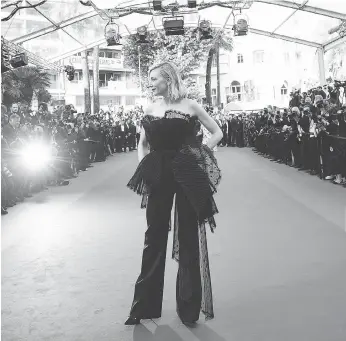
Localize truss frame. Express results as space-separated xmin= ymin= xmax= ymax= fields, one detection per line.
xmin=255 ymin=0 xmax=346 ymax=20
xmin=3 ymin=0 xmax=345 ymax=68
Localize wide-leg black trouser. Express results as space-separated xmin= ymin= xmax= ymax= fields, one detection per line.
xmin=128 ymin=175 xmax=202 ymax=322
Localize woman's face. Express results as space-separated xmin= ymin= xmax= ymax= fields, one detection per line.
xmin=149 ymin=68 xmax=168 ymax=97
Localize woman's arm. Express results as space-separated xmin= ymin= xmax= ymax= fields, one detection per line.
xmin=189 ymin=100 xmax=223 ymax=149
xmin=137 ymin=126 xmax=149 ymax=163
xmin=138 ymin=105 xmax=153 ymax=163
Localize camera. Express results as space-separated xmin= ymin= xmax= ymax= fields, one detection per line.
xmin=334 ymin=80 xmax=346 ymax=88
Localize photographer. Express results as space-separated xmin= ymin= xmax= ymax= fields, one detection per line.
xmin=339 ymin=108 xmax=346 ymax=137
xmin=321 ymin=110 xmax=341 ymax=182
xmin=307 ymin=113 xmax=320 ymax=175
xmin=315 ymin=86 xmax=327 ymax=100
xmin=332 ymin=81 xmax=346 ymax=106
xmin=298 ymin=106 xmax=311 ymax=171
xmin=289 ymin=89 xmax=302 ymax=108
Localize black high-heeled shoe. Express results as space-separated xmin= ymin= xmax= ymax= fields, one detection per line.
xmin=181 ymin=320 xmax=197 ymax=327
xmin=124 ymin=317 xmax=140 ymax=325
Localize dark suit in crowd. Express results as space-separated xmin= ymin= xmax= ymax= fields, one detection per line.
xmin=128 ymin=121 xmax=137 ymax=151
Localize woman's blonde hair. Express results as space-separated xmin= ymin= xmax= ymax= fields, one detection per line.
xmin=149 ymin=62 xmax=186 ymax=102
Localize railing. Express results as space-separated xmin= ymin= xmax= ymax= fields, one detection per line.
xmin=252 ymin=129 xmax=346 ymax=181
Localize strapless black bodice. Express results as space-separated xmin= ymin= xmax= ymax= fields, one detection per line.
xmin=127 ymin=109 xmax=221 ymax=228
xmin=142 ymin=110 xmax=198 ymax=151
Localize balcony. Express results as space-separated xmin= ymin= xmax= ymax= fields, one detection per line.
xmin=69 ymin=55 xmax=131 ymax=72
xmin=101 ymin=81 xmax=140 ymax=95
xmin=65 ymin=80 xmax=140 ymax=96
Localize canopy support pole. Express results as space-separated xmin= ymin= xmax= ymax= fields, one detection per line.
xmin=317 ymin=47 xmax=326 ymax=86
xmin=138 ymin=45 xmax=142 ymax=97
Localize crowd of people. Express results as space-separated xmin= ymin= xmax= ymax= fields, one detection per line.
xmin=208 ymin=85 xmax=346 ymax=187
xmin=2 ymin=84 xmax=345 ymax=215
xmin=1 ymin=102 xmax=143 ymax=215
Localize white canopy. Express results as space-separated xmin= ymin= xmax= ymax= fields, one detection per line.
xmin=1 ymin=0 xmax=345 ymax=64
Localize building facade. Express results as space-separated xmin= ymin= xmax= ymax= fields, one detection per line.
xmin=1 ymin=8 xmax=141 ymax=114
xmin=191 ymin=34 xmax=320 ymax=109
xmin=49 ymin=46 xmax=141 ymax=113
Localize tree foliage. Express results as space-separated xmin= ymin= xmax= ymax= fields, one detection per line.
xmin=327 ymin=45 xmax=346 ymax=81
xmin=122 ymin=28 xmax=233 ymax=99
xmin=1 ymin=66 xmax=51 ymax=106
xmin=36 ymin=88 xmax=52 ymax=103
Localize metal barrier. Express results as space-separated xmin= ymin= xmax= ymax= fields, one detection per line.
xmin=253 ymin=130 xmax=346 ymax=181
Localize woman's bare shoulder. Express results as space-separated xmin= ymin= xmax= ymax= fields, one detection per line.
xmin=184 ymin=98 xmax=203 ymax=117
xmin=145 ymin=100 xmax=163 ymax=115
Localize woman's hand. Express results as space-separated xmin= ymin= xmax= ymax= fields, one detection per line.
xmin=189 ymin=100 xmax=223 ymax=149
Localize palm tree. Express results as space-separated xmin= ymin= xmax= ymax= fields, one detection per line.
xmin=93 ymin=45 xmax=100 ymax=114
xmin=1 ymin=71 xmax=22 ymax=106
xmin=1 ymin=66 xmax=51 ymax=106
xmin=82 ymin=50 xmax=91 ymax=114
xmin=205 ymin=30 xmax=233 ymax=106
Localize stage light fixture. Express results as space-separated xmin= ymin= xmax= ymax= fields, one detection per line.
xmin=163 ymin=16 xmax=185 ymax=36
xmin=199 ymin=20 xmax=213 ymax=40
xmin=105 ymin=19 xmax=122 ymax=46
xmin=64 ymin=65 xmax=75 ymax=81
xmin=137 ymin=26 xmax=147 ymax=36
xmin=188 ymin=0 xmax=197 ymax=8
xmin=10 ymin=53 xmax=28 ymax=68
xmin=153 ymin=0 xmax=162 ymax=11
xmin=137 ymin=26 xmax=150 ymax=44
xmin=1 ymin=43 xmax=10 ymax=73
xmin=79 ymin=0 xmax=92 ymax=5
xmin=233 ymin=14 xmax=249 ymax=36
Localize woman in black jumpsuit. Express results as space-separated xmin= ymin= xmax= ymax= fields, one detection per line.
xmin=125 ymin=62 xmax=223 ymax=326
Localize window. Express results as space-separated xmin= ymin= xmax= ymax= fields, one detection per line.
xmin=125 ymin=72 xmax=132 ymax=81
xmin=99 ymin=72 xmax=107 ymax=87
xmin=225 ymin=87 xmax=231 ymax=103
xmin=112 ymin=72 xmax=122 ymax=81
xmin=253 ymin=50 xmax=264 ymax=64
xmin=231 ymin=81 xmax=243 ymax=101
xmin=76 ymin=96 xmax=84 ymax=106
xmin=71 ymin=71 xmax=83 ymax=83
xmin=126 ymin=96 xmax=136 ymax=106
xmin=237 ymin=54 xmax=244 ymax=63
xmin=100 ymin=50 xmax=122 ymax=59
xmin=100 ymin=96 xmax=121 ymax=106
xmin=281 ymin=85 xmax=288 ymax=95
xmin=50 ymin=74 xmax=59 ymax=88
xmin=114 ymin=96 xmax=121 ymax=105
xmin=212 ymin=57 xmax=217 ymax=68
xmin=99 ymin=72 xmax=123 ymax=87
xmin=281 ymin=81 xmax=288 ymax=95
xmin=231 ymin=81 xmax=241 ymax=94
xmin=112 ymin=51 xmax=121 ymax=59
xmin=212 ymin=88 xmax=217 ymax=106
